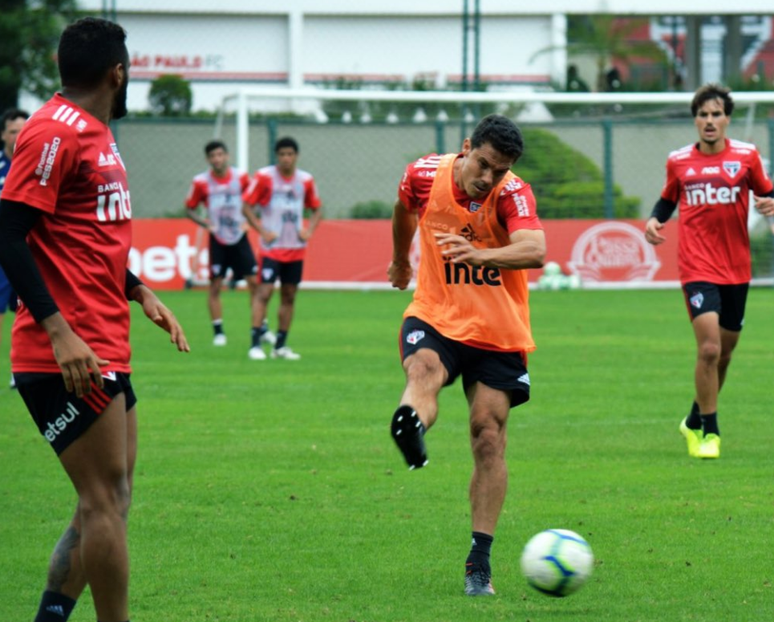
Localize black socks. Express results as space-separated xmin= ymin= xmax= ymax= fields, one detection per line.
xmin=686 ymin=401 xmax=702 ymax=430
xmin=466 ymin=531 xmax=494 ymax=567
xmin=34 ymin=591 xmax=76 ymax=622
xmin=701 ymin=412 xmax=720 ymax=436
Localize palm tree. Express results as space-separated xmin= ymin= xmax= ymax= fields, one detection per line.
xmin=533 ymin=15 xmax=668 ymax=92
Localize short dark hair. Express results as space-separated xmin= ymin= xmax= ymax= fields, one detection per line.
xmin=470 ymin=114 xmax=524 ymax=162
xmin=691 ymin=83 xmax=734 ymax=117
xmin=275 ymin=137 xmax=299 ymax=153
xmin=2 ymin=108 xmax=29 ymax=130
xmin=205 ymin=140 xmax=228 ymax=155
xmin=58 ymin=17 xmax=128 ymax=89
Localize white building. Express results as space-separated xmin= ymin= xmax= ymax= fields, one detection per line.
xmin=39 ymin=1 xmax=774 ymax=113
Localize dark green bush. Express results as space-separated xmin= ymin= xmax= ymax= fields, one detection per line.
xmin=518 ymin=128 xmax=640 ymax=218
xmin=350 ymin=200 xmax=394 ymax=219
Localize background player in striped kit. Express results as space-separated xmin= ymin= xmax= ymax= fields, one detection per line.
xmin=645 ymin=83 xmax=774 ymax=459
xmin=185 ymin=140 xmax=272 ymax=359
xmin=242 ymin=137 xmax=323 ymax=360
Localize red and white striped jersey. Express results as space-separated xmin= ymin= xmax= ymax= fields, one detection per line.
xmin=185 ymin=167 xmax=250 ymax=245
xmin=243 ymin=165 xmax=321 ymax=262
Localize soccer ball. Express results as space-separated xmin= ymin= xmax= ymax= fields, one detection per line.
xmin=520 ymin=529 xmax=594 ymax=597
xmin=543 ymin=261 xmax=562 ymax=277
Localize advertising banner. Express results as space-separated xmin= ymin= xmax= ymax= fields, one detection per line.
xmin=130 ymin=219 xmax=680 ymax=290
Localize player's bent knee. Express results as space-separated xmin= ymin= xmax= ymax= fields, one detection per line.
xmin=404 ymin=354 xmax=444 ymax=384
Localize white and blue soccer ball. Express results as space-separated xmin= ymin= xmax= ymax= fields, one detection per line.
xmin=520 ymin=529 xmax=594 ymax=597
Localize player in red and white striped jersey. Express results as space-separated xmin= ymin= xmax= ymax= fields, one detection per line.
xmin=242 ymin=137 xmax=323 ymax=360
xmin=645 ymin=84 xmax=774 ymax=459
xmin=185 ymin=140 xmax=268 ymax=359
xmin=0 ymin=18 xmax=189 ymax=622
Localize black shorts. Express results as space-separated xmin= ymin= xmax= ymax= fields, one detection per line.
xmin=400 ymin=317 xmax=531 ymax=408
xmin=15 ymin=372 xmax=137 ymax=456
xmin=259 ymin=257 xmax=303 ymax=286
xmin=682 ymin=281 xmax=749 ymax=332
xmin=210 ymin=234 xmax=258 ymax=281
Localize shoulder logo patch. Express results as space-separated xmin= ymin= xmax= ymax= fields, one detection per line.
xmin=406 ymin=330 xmax=425 ymax=345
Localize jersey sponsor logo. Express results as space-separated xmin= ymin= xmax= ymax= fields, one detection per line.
xmin=35 ymin=136 xmax=61 ymax=186
xmin=52 ymin=104 xmax=81 ymax=127
xmin=501 ymin=179 xmax=523 ymax=194
xmin=406 ymin=329 xmax=425 ymax=345
xmin=44 ymin=402 xmax=81 ymax=443
xmin=684 ymin=182 xmax=741 ymax=206
xmin=568 ymin=221 xmax=661 ymax=282
xmin=517 ymin=372 xmax=531 ymax=386
xmin=513 ymin=194 xmax=530 ymax=217
xmin=690 ymin=292 xmax=704 ymax=309
xmin=417 ymin=169 xmax=437 ymax=178
xmin=723 ymin=161 xmax=741 ymax=178
xmin=685 ymin=168 xmax=696 ymax=177
xmin=701 ymin=166 xmax=720 ymax=175
xmin=443 ymin=258 xmax=502 ymax=286
xmin=110 ymin=143 xmax=126 ymax=170
xmin=96 ymin=181 xmax=132 ymax=222
xmin=460 ymin=224 xmax=481 ymax=242
xmin=98 ymin=152 xmax=117 ymax=167
xmin=414 ymin=156 xmax=441 ymax=169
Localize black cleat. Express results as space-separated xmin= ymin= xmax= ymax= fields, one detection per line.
xmin=390 ymin=406 xmax=428 ymax=469
xmin=465 ymin=562 xmax=495 ymax=596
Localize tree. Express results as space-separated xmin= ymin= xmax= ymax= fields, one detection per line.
xmin=0 ymin=0 xmax=78 ymax=111
xmin=532 ymin=16 xmax=667 ymax=92
xmin=148 ymin=74 xmax=193 ymax=116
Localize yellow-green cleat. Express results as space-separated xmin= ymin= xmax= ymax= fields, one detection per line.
xmin=697 ymin=433 xmax=721 ymax=459
xmin=679 ymin=418 xmax=703 ymax=458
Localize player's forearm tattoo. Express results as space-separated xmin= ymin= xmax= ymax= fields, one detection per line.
xmin=47 ymin=525 xmax=80 ymax=591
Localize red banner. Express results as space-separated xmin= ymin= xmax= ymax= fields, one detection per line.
xmin=129 ymin=219 xmax=680 ymax=289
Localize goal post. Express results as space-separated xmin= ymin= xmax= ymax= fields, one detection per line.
xmin=216 ymin=87 xmax=774 ymax=173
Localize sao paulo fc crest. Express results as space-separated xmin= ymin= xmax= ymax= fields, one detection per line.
xmin=723 ymin=161 xmax=741 ymax=178
xmin=690 ymin=292 xmax=704 ymax=309
xmin=406 ymin=330 xmax=425 ymax=345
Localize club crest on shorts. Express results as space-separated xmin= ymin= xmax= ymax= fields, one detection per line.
xmin=406 ymin=330 xmax=425 ymax=345
xmin=690 ymin=292 xmax=704 ymax=309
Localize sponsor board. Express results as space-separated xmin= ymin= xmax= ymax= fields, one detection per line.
xmin=129 ymin=219 xmax=679 ymax=289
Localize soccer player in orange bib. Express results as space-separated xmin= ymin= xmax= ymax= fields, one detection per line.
xmin=0 ymin=18 xmax=189 ymax=622
xmin=388 ymin=114 xmax=546 ymax=596
xmin=645 ymin=83 xmax=774 ymax=460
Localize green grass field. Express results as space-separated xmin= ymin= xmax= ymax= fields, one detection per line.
xmin=2 ymin=288 xmax=774 ymax=622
